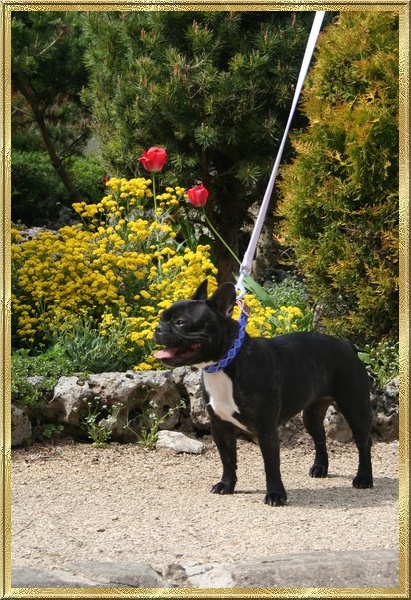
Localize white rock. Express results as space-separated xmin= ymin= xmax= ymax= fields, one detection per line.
xmin=156 ymin=430 xmax=204 ymax=454
xmin=172 ymin=367 xmax=209 ymax=431
xmin=48 ymin=376 xmax=91 ymax=426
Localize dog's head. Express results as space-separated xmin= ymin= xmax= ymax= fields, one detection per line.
xmin=153 ymin=280 xmax=238 ymax=367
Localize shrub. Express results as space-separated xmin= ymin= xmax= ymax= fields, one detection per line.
xmin=358 ymin=339 xmax=399 ymax=387
xmin=11 ymin=150 xmax=68 ymax=225
xmin=45 ymin=312 xmax=144 ymax=374
xmin=276 ymin=13 xmax=399 ymax=345
xmin=265 ymin=276 xmax=309 ymax=308
xmin=66 ymin=153 xmax=107 ymax=203
xmin=12 ymin=150 xmax=107 ymax=226
xmin=11 ymin=345 xmax=73 ymax=438
xmin=11 ymin=345 xmax=72 ymax=409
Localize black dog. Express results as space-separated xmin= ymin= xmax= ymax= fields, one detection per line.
xmin=154 ymin=280 xmax=373 ymax=506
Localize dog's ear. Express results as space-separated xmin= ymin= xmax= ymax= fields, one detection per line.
xmin=208 ymin=283 xmax=237 ymax=317
xmin=192 ymin=279 xmax=208 ymax=301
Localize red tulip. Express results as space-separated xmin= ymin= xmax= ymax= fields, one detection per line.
xmin=138 ymin=146 xmax=167 ymax=173
xmin=187 ymin=184 xmax=209 ymax=207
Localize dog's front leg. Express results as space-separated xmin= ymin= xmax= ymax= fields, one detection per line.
xmin=209 ymin=417 xmax=237 ymax=495
xmin=258 ymin=428 xmax=287 ymax=506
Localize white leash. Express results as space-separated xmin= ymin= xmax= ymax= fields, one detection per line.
xmin=236 ymin=11 xmax=326 ymax=298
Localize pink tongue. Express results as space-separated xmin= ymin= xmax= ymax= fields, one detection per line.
xmin=154 ymin=347 xmax=178 ymax=359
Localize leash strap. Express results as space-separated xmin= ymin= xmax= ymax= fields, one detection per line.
xmin=204 ymin=12 xmax=325 ymax=373
xmin=236 ymin=11 xmax=325 ymax=296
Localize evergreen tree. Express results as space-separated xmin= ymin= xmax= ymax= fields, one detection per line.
xmin=12 ymin=11 xmax=89 ymax=205
xmin=276 ymin=12 xmax=399 ymax=344
xmin=82 ymin=11 xmax=317 ymax=281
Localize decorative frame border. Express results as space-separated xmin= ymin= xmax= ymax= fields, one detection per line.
xmin=1 ymin=1 xmax=409 ymax=598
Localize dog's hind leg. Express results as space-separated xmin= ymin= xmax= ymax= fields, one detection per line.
xmin=336 ymin=401 xmax=373 ymax=489
xmin=303 ymin=398 xmax=332 ymax=478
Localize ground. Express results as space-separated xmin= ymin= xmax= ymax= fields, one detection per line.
xmin=12 ymin=434 xmax=399 ymax=577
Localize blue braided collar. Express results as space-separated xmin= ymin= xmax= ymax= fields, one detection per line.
xmin=203 ymin=308 xmax=249 ymax=374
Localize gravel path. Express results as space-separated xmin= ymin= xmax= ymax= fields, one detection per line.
xmin=12 ymin=435 xmax=399 ymax=575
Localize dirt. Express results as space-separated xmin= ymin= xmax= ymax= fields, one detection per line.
xmin=11 ymin=434 xmax=399 ymax=575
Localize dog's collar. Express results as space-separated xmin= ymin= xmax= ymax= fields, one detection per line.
xmin=203 ymin=301 xmax=250 ymax=374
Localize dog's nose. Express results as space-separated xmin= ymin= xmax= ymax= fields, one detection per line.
xmin=154 ymin=323 xmax=163 ymax=341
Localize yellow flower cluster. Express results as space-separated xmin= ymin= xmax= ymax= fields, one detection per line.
xmin=11 ymin=177 xmax=218 ymax=368
xmin=72 ymin=178 xmax=186 ymax=226
xmin=232 ymin=299 xmax=304 ymax=338
xmin=12 ymin=176 xmax=307 ymax=370
xmin=270 ymin=305 xmax=305 ymax=335
xmin=233 ymin=295 xmax=276 ymax=338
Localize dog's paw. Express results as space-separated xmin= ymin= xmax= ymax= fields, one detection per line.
xmin=309 ymin=464 xmax=328 ymax=478
xmin=352 ymin=474 xmax=373 ymax=489
xmin=211 ymin=481 xmax=235 ymax=495
xmin=264 ymin=492 xmax=287 ymax=506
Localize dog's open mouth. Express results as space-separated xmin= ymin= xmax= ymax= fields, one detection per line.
xmin=154 ymin=343 xmax=201 ymax=363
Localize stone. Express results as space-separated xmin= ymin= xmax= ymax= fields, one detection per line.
xmin=278 ymin=415 xmax=305 ymax=444
xmin=48 ymin=376 xmax=93 ymax=426
xmin=48 ymin=371 xmax=183 ymax=442
xmin=183 ymin=549 xmax=398 ymax=588
xmin=12 ymin=549 xmax=399 ymax=590
xmin=178 ymin=562 xmax=230 ymax=587
xmin=172 ymin=367 xmax=209 ymax=431
xmin=324 ymin=405 xmax=353 ymax=443
xmin=372 ymin=412 xmax=399 ymax=442
xmin=370 ymin=376 xmax=399 ymax=441
xmin=11 ymin=405 xmax=32 ymax=447
xmin=45 ymin=367 xmax=399 ymax=444
xmin=12 ymin=567 xmax=89 ymax=588
xmin=17 ymin=227 xmax=57 ymax=243
xmin=26 ymin=375 xmax=45 ymax=387
xmin=156 ymin=430 xmax=204 ymax=454
xmin=12 ymin=563 xmax=171 ymax=588
xmin=65 ymin=562 xmax=170 ymax=588
xmin=384 ymin=377 xmax=399 ymax=401
xmin=316 ymin=375 xmax=399 ymax=443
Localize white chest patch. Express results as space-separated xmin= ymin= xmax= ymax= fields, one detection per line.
xmin=203 ymin=371 xmax=250 ymax=433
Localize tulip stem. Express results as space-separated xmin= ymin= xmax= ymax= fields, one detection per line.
xmin=152 ymin=175 xmax=158 ymax=220
xmin=202 ymin=208 xmax=241 ymax=265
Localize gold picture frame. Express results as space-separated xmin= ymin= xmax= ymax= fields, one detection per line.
xmin=1 ymin=2 xmax=409 ymax=598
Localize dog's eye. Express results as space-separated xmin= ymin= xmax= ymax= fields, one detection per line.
xmin=174 ymin=318 xmax=186 ymax=327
